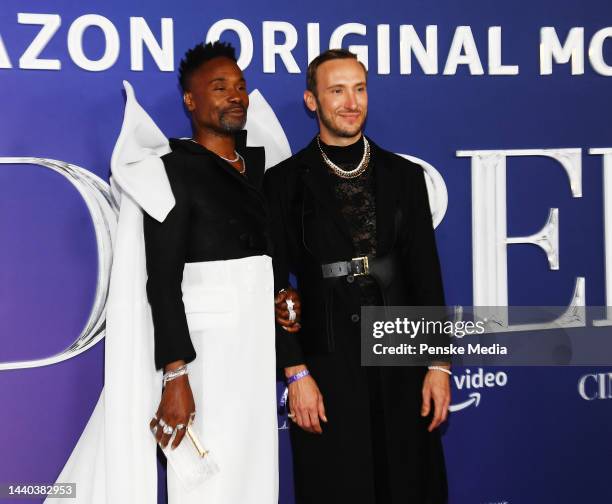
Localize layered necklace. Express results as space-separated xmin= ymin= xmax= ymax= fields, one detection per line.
xmin=317 ymin=135 xmax=371 ymax=179
xmin=189 ymin=138 xmax=246 ymax=174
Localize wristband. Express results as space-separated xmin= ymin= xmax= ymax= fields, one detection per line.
xmin=428 ymin=365 xmax=452 ymax=376
xmin=286 ymin=369 xmax=310 ymax=384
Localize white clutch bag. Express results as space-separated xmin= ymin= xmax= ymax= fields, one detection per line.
xmin=159 ymin=425 xmax=220 ymax=492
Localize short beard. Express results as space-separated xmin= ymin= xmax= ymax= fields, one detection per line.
xmin=315 ymin=97 xmax=364 ymax=138
xmin=219 ymin=108 xmax=247 ymax=133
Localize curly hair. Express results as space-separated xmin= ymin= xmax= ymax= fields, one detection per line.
xmin=178 ymin=41 xmax=237 ymax=91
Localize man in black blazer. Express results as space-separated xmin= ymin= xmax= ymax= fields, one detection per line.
xmin=265 ymin=49 xmax=450 ymax=503
xmin=144 ymin=41 xmax=298 ymax=489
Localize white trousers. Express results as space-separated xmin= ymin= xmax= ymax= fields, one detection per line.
xmin=168 ymin=255 xmax=279 ymax=504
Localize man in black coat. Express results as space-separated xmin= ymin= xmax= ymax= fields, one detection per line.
xmin=265 ymin=49 xmax=450 ymax=503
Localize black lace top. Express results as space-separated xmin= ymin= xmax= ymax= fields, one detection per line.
xmin=320 ymin=136 xmax=382 ymax=305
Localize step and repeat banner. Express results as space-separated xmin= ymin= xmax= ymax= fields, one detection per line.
xmin=1 ymin=1 xmax=611 ymax=502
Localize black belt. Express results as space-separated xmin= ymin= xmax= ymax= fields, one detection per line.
xmin=321 ymin=251 xmax=406 ymax=307
xmin=321 ymin=256 xmax=370 ymax=278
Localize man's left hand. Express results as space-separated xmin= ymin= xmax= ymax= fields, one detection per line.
xmin=421 ymin=368 xmax=451 ymax=432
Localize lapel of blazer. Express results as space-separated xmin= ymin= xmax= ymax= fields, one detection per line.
xmin=172 ymin=135 xmax=267 ymax=213
xmin=237 ymin=144 xmax=269 ymax=221
xmin=369 ymin=138 xmax=400 ymax=255
xmin=237 ymin=146 xmax=265 ymax=192
xmin=296 ymin=137 xmax=354 ymax=246
xmin=235 ymin=127 xmax=266 ymax=213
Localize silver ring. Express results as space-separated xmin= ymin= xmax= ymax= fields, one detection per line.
xmin=176 ymin=423 xmax=186 ymax=431
xmin=158 ymin=418 xmax=167 ymax=427
xmin=151 ymin=425 xmax=158 ymax=434
xmin=162 ymin=424 xmax=174 ymax=435
xmin=286 ymin=298 xmax=296 ymax=322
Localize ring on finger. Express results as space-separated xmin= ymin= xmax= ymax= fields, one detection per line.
xmin=286 ymin=299 xmax=296 ymax=322
xmin=162 ymin=424 xmax=174 ymax=435
xmin=158 ymin=418 xmax=167 ymax=428
xmin=176 ymin=423 xmax=186 ymax=431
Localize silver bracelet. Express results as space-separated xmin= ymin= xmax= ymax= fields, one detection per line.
xmin=163 ymin=364 xmax=189 ymax=386
xmin=428 ymin=365 xmax=452 ymax=375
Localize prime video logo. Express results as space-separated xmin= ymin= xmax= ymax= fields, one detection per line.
xmin=450 ymin=368 xmax=508 ymax=413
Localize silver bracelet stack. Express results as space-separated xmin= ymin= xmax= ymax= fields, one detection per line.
xmin=163 ymin=364 xmax=189 ymax=387
xmin=428 ymin=365 xmax=452 ymax=375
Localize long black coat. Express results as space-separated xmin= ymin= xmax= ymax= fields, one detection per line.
xmin=264 ymin=137 xmax=448 ymax=504
xmin=264 ymin=136 xmax=446 ymax=367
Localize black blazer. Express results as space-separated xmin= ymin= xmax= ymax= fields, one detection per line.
xmin=144 ymin=133 xmax=269 ymax=370
xmin=264 ymin=136 xmax=445 ymax=368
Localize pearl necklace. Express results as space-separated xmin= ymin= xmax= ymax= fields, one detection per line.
xmin=317 ymin=136 xmax=371 ymax=179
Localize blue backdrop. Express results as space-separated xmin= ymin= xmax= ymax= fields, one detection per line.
xmin=1 ymin=1 xmax=611 ymax=503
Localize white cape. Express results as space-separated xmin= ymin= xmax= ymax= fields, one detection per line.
xmin=46 ymin=81 xmax=173 ymax=503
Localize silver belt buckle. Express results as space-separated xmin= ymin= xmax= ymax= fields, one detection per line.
xmin=351 ymin=256 xmax=369 ymax=276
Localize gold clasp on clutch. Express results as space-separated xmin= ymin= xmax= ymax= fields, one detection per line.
xmin=186 ymin=425 xmax=208 ymax=458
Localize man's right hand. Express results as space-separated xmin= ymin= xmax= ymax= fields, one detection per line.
xmin=285 ymin=365 xmax=327 ymax=434
xmin=149 ymin=361 xmax=196 ymax=449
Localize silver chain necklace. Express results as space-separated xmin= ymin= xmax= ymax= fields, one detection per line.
xmin=189 ymin=138 xmax=246 ymax=174
xmin=233 ymin=153 xmax=246 ymax=174
xmin=217 ymin=150 xmax=241 ymax=163
xmin=317 ymin=136 xmax=370 ymax=179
